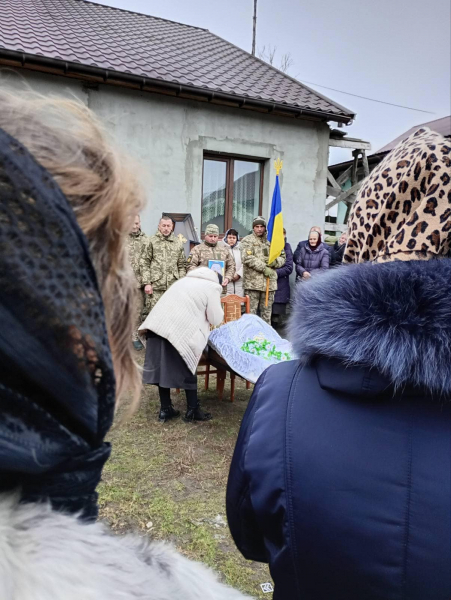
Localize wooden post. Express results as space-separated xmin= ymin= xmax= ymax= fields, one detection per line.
xmin=351 ymin=149 xmax=360 ymax=186
xmin=344 ymin=201 xmax=353 ymax=225
xmin=362 ymin=150 xmax=370 ymax=178
xmin=265 ymin=277 xmax=270 ymax=307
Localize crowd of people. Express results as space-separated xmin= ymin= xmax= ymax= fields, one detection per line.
xmin=129 ymin=214 xmax=348 ymax=343
xmin=130 ymin=215 xmax=348 ymax=422
xmin=1 ymin=86 xmax=450 ymax=600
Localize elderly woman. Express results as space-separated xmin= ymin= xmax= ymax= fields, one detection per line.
xmin=0 ymin=88 xmax=247 ymax=600
xmin=140 ymin=267 xmax=223 ymax=422
xmin=294 ymin=229 xmax=330 ymax=280
xmin=330 ymin=231 xmax=348 ymax=266
xmin=227 ymin=128 xmax=451 ymax=600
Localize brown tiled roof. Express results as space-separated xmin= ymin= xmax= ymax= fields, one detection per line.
xmin=376 ymin=116 xmax=451 ymax=153
xmin=0 ymin=0 xmax=354 ymax=122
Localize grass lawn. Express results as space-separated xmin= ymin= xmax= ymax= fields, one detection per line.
xmin=98 ymin=353 xmax=272 ymax=599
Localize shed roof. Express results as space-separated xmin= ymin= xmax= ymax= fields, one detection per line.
xmin=0 ymin=0 xmax=355 ymax=123
xmin=376 ymin=115 xmax=451 ymax=153
xmin=329 ymin=115 xmax=451 ymax=173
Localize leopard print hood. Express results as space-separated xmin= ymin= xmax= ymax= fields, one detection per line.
xmin=344 ymin=127 xmax=451 ymax=263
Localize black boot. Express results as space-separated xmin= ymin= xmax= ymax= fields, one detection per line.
xmin=184 ymin=389 xmax=212 ymax=422
xmin=158 ymin=405 xmax=180 ymax=423
xmin=158 ymin=386 xmax=180 ymax=423
xmin=183 ymin=404 xmax=212 ymax=422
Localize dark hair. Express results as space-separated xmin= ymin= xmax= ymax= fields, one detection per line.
xmin=227 ymin=229 xmax=239 ymax=237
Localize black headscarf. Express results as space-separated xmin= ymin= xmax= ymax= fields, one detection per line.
xmin=0 ymin=127 xmax=115 ymax=521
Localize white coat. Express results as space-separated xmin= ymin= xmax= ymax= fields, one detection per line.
xmin=139 ymin=267 xmax=223 ymax=373
xmin=0 ymin=494 xmax=250 ymax=600
xmin=225 ymin=243 xmax=244 ymax=297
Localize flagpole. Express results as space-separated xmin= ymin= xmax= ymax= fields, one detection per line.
xmin=265 ymin=158 xmax=283 ymax=307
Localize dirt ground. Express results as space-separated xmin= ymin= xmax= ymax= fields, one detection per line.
xmin=98 ymin=352 xmax=272 ymax=599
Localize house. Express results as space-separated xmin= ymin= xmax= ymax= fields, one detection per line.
xmin=326 ymin=116 xmax=451 ymax=231
xmin=0 ymin=0 xmax=355 ymax=245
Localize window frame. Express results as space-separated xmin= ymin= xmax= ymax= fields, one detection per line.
xmin=202 ymin=152 xmax=265 ymax=235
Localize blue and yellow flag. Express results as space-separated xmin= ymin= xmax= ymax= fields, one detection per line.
xmin=267 ymin=159 xmax=284 ymax=264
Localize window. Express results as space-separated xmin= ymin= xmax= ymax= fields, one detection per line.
xmin=202 ymin=154 xmax=264 ymax=238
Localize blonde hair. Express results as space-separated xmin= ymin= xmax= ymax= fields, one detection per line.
xmin=0 ymin=88 xmax=143 ymax=406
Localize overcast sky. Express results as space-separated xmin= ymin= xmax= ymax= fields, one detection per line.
xmin=96 ymin=0 xmax=450 ymax=164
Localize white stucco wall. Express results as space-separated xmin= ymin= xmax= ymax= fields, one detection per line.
xmin=3 ymin=70 xmax=330 ymax=246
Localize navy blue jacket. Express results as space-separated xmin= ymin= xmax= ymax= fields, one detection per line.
xmin=227 ymin=259 xmax=451 ymax=600
xmin=293 ymin=240 xmax=331 ymax=263
xmin=274 ymin=241 xmax=293 ymax=305
xmin=294 ymin=243 xmax=330 ymax=278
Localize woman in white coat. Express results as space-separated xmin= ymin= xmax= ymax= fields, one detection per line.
xmin=224 ymin=229 xmax=243 ymax=297
xmin=139 ymin=267 xmax=223 ymax=422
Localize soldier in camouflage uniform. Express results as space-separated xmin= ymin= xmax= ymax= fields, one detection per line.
xmin=241 ymin=216 xmax=286 ymax=324
xmin=140 ymin=216 xmax=186 ymax=312
xmin=128 ymin=215 xmax=149 ymax=350
xmin=187 ymin=223 xmax=235 ymax=291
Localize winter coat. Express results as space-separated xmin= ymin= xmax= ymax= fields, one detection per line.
xmin=330 ymin=240 xmax=346 ymax=267
xmin=294 ymin=243 xmax=329 ymax=278
xmin=227 ymin=259 xmax=451 ymax=600
xmin=274 ymin=241 xmax=293 ymax=304
xmin=139 ymin=268 xmax=223 ymax=373
xmin=139 ymin=231 xmax=186 ymax=291
xmin=226 ymin=244 xmax=244 ymax=296
xmin=127 ymin=230 xmax=148 ymax=288
xmin=293 ymin=240 xmax=331 ymax=264
xmin=224 ymin=230 xmax=244 ymax=296
xmin=241 ymin=232 xmax=286 ymax=292
xmin=0 ymin=494 xmax=250 ymax=600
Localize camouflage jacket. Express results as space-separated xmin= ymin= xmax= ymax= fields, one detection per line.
xmin=140 ymin=231 xmax=186 ymax=291
xmin=128 ymin=230 xmax=148 ymax=288
xmin=186 ymin=242 xmax=235 ymax=281
xmin=241 ymin=232 xmax=286 ymax=292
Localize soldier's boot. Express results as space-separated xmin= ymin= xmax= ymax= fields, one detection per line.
xmin=183 ymin=389 xmax=212 ymax=422
xmin=157 ymin=386 xmax=180 ymax=423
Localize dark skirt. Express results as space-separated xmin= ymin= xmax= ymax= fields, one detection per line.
xmin=143 ymin=331 xmax=197 ymax=390
xmin=272 ymin=302 xmax=287 ymax=316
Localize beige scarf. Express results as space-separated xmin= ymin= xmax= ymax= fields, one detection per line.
xmin=343 ymin=128 xmax=451 ymax=264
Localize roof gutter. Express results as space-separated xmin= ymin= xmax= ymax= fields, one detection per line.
xmin=0 ymin=49 xmax=354 ymax=125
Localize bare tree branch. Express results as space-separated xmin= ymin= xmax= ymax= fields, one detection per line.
xmin=279 ymin=53 xmax=294 ymax=74
xmin=257 ymin=45 xmax=293 ymax=73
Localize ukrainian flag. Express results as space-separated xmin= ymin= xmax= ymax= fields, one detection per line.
xmin=267 ymin=165 xmax=284 ymax=264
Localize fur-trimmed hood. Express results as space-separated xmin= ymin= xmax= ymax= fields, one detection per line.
xmin=289 ymin=259 xmax=451 ymax=395
xmin=0 ymin=494 xmax=250 ymax=600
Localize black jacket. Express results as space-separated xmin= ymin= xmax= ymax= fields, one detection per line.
xmin=330 ymin=240 xmax=346 ymax=266
xmin=274 ymin=241 xmax=293 ymax=304
xmin=227 ymin=259 xmax=451 ymax=600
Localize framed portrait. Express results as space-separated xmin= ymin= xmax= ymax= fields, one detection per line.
xmin=208 ymin=259 xmax=225 ymax=285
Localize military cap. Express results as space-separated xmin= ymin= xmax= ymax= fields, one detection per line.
xmin=205 ymin=223 xmax=220 ymax=235
xmin=253 ymin=216 xmax=266 ymax=228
